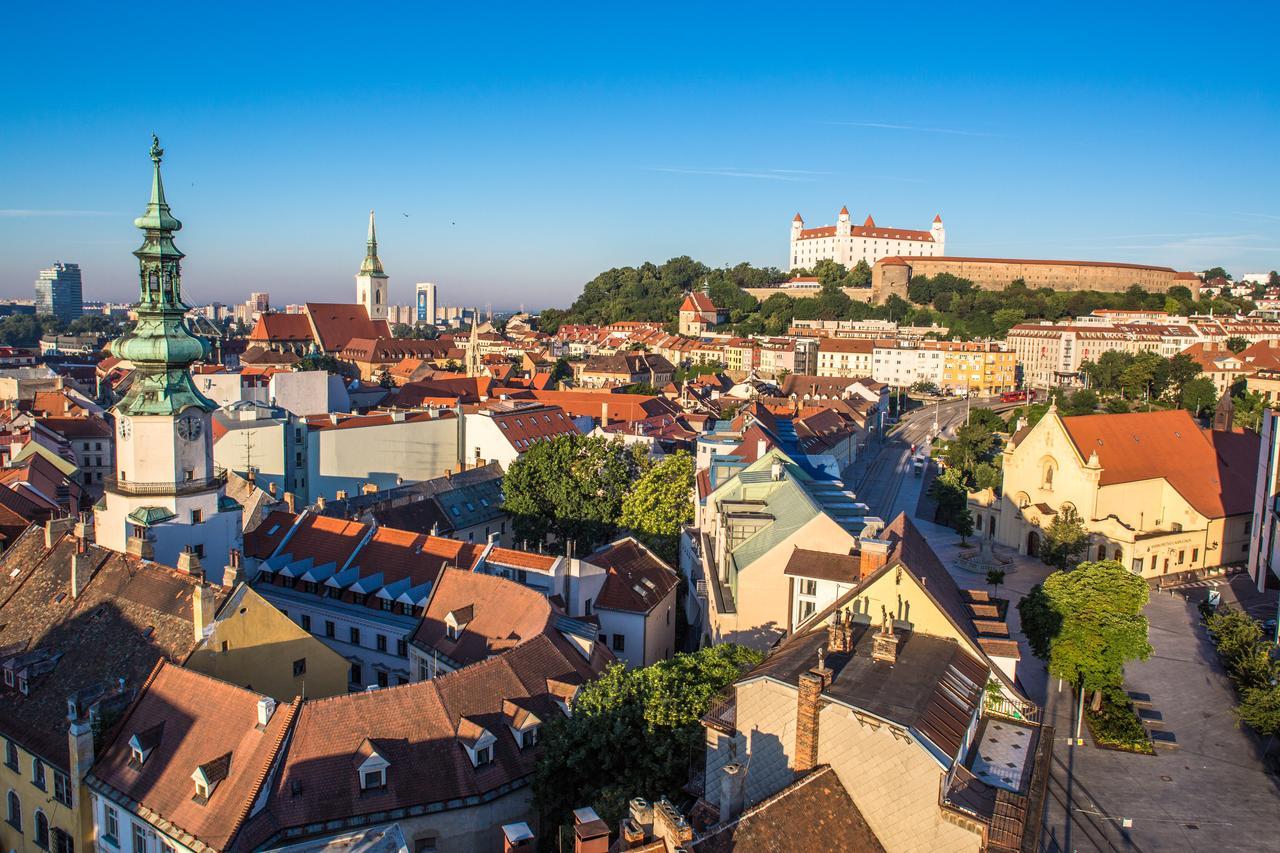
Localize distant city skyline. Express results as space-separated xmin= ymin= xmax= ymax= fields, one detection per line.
xmin=2 ymin=4 xmax=1277 ymax=310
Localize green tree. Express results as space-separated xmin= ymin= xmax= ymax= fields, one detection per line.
xmin=1060 ymin=388 xmax=1098 ymax=416
xmin=848 ymin=258 xmax=872 ymax=287
xmin=533 ymin=645 xmax=762 ymax=840
xmin=1201 ymin=266 xmax=1232 ymax=282
xmin=294 ymin=353 xmax=347 ymax=375
xmin=1166 ymin=352 xmax=1202 ymax=399
xmin=67 ymin=314 xmax=118 ymax=335
xmin=377 ymin=370 xmax=396 ymax=389
xmin=618 ymin=452 xmax=694 ymax=564
xmin=0 ymin=314 xmax=44 ymax=348
xmin=1181 ymin=376 xmax=1217 ymax=415
xmin=930 ymin=467 xmax=971 ymax=531
xmin=1225 ymin=335 xmax=1249 ymax=354
xmin=502 ymin=434 xmax=650 ymax=553
xmin=1040 ymin=504 xmax=1089 ymax=571
xmin=939 ymin=422 xmax=997 ymax=481
xmin=1237 ymin=685 xmax=1280 ymax=736
xmin=1040 ymin=561 xmax=1153 ymax=709
xmin=986 ymin=568 xmax=1006 ymax=599
xmin=1017 ymin=584 xmax=1061 ymax=660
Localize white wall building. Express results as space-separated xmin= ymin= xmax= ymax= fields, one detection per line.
xmin=790 ymin=207 xmax=945 ymax=271
xmin=416 ymin=281 xmax=437 ymax=324
xmin=871 ymin=341 xmax=945 ymax=388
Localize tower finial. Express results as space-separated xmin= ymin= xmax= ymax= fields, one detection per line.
xmin=150 ymin=134 xmax=164 ymax=164
xmin=359 ymin=210 xmax=384 ymax=276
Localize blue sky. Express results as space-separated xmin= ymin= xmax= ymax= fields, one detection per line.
xmin=1 ymin=2 xmax=1277 ymax=310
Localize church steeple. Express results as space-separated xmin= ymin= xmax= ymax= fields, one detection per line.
xmin=355 ymin=209 xmax=389 ymax=321
xmin=359 ymin=209 xmax=385 ymax=276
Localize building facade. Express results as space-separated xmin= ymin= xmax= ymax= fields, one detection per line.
xmin=790 ymin=208 xmax=944 ymax=271
xmin=816 ymin=338 xmax=874 ymax=378
xmin=34 ymin=263 xmax=84 ymax=324
xmin=416 ymin=281 xmax=437 ymax=324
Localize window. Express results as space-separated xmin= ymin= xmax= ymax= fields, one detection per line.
xmin=292 ymin=658 xmax=306 ymax=677
xmin=446 ymin=623 xmax=459 ymax=641
xmin=350 ymin=627 xmax=361 ymax=645
xmin=381 ymin=598 xmax=394 ymax=611
xmin=612 ymin=634 xmax=625 ymax=652
xmin=132 ymin=823 xmax=147 ymax=853
xmin=1131 ymin=557 xmax=1144 ymax=575
xmin=190 ymin=509 xmax=202 ymax=524
xmin=4 ymin=738 xmax=17 ymax=770
xmin=54 ymin=827 xmax=75 ymax=853
xmin=301 ymin=614 xmax=311 ymax=632
xmin=520 ymin=726 xmax=539 ymax=748
xmin=1178 ymin=550 xmax=1186 ymax=565
xmin=361 ymin=769 xmax=385 ymax=790
xmin=798 ymin=600 xmax=816 ymax=621
xmin=351 ymin=664 xmax=363 ymax=685
xmin=474 ymin=745 xmax=492 ymax=765
xmin=799 ymin=579 xmax=817 ymax=596
xmin=325 ymin=620 xmax=335 ymax=638
xmin=32 ymin=757 xmax=46 ymax=790
xmin=396 ymin=639 xmax=408 ymax=658
xmin=376 ymin=634 xmax=387 ymax=653
xmin=584 ymin=598 xmax=592 ymax=617
xmin=1192 ymin=547 xmax=1199 ymax=563
xmin=53 ymin=772 xmax=71 ymax=807
xmin=6 ymin=790 xmax=20 ymax=830
xmin=377 ymin=671 xmax=389 ymax=688
xmin=34 ymin=811 xmax=49 ymax=849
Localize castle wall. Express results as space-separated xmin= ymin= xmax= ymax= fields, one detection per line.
xmin=871 ymin=257 xmax=1199 ymax=303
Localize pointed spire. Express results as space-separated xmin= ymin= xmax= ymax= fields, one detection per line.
xmin=359 ymin=209 xmax=385 ymax=276
xmin=839 ymin=205 xmax=849 ymax=216
xmin=933 ymin=214 xmax=943 ymax=224
xmin=134 ymin=134 xmax=182 ymax=234
xmin=863 ymin=215 xmax=876 ymax=227
xmin=793 ymin=212 xmax=803 ymax=223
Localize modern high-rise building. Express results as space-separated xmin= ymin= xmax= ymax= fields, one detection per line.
xmin=355 ymin=210 xmax=389 ymax=322
xmin=416 ymin=281 xmax=437 ymax=324
xmin=34 ymin=261 xmax=84 ymax=323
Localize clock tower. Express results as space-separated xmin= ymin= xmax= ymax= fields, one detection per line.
xmin=94 ymin=136 xmax=243 ymax=581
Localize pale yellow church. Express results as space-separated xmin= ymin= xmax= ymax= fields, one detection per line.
xmin=971 ymin=406 xmax=1258 ymax=579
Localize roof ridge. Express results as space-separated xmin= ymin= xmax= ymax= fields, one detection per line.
xmin=228 ymin=695 xmax=302 ymax=845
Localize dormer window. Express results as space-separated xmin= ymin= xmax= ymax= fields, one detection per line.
xmin=361 ymin=768 xmax=386 ymax=790
xmin=519 ymin=726 xmax=539 ymax=748
xmin=474 ymin=744 xmax=492 ymax=765
xmin=191 ymin=752 xmax=231 ymax=804
xmin=356 ymin=739 xmax=389 ymax=791
xmin=446 ymin=624 xmax=459 ymax=641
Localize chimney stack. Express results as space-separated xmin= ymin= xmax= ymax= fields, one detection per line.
xmin=256 ymin=696 xmax=276 ymax=727
xmin=177 ymin=547 xmax=203 ymax=579
xmin=44 ymin=515 xmax=75 ymax=548
xmin=193 ymin=582 xmax=216 ymax=643
xmin=283 ymin=491 xmax=296 ymax=513
xmin=268 ymin=481 xmax=278 ymax=497
xmin=71 ymin=536 xmax=92 ymax=599
xmin=316 ymin=495 xmax=326 ymax=511
xmin=500 ymin=823 xmax=535 ymax=853
xmin=719 ymin=762 xmax=746 ymax=824
xmin=857 ymin=538 xmax=892 ymax=580
xmin=126 ymin=532 xmax=155 ymax=561
xmin=601 ymin=402 xmax=609 ymax=427
xmin=826 ymin=607 xmax=853 ymax=654
xmin=652 ymin=798 xmax=693 ymax=849
xmin=224 ymin=549 xmax=243 ymax=588
xmin=572 ymin=807 xmax=610 ymax=853
xmin=73 ymin=511 xmax=94 ymax=545
xmin=871 ymin=613 xmax=900 ymax=665
xmin=795 ymin=650 xmax=832 ymax=773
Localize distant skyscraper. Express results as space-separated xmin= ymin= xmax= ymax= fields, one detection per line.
xmin=355 ymin=210 xmax=389 ymax=321
xmin=248 ymin=291 xmax=270 ymax=313
xmin=34 ymin=262 xmax=84 ymax=323
xmin=416 ymin=282 xmax=437 ymax=324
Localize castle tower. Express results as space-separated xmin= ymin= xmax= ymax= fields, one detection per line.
xmin=931 ymin=214 xmax=946 ymax=255
xmin=356 ymin=210 xmax=389 ymax=321
xmin=95 ymin=136 xmax=242 ymax=580
xmin=836 ymin=205 xmax=852 ymax=237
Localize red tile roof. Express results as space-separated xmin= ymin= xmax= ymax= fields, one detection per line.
xmin=304 ymin=303 xmax=392 ymax=352
xmin=275 ymin=514 xmax=368 ymax=566
xmin=249 ymin=312 xmax=313 ymax=343
xmin=587 ymin=538 xmax=678 ymax=614
xmin=1058 ymin=410 xmax=1258 ymax=518
xmin=414 ymin=569 xmax=565 ymax=668
xmin=529 ymin=389 xmax=679 ymax=422
xmin=482 ymin=404 xmax=578 ymax=452
xmin=681 ymin=292 xmax=718 ymax=313
xmin=88 ymin=662 xmax=299 ymax=852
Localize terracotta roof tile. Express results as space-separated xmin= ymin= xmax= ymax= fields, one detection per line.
xmin=586 ymin=538 xmax=678 ymax=614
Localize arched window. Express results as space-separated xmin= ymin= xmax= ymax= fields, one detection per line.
xmin=6 ymin=790 xmax=20 ymax=831
xmin=34 ymin=810 xmax=49 ymax=849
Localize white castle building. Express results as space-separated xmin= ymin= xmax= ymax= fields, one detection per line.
xmin=789 ymin=206 xmax=946 ymax=271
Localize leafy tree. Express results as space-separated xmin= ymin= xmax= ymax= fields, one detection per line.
xmin=1201 ymin=266 xmax=1232 ymax=282
xmin=391 ymin=322 xmax=414 ymax=338
xmin=1233 ymin=390 xmax=1267 ymax=430
xmin=618 ymin=452 xmax=694 ymax=564
xmin=377 ymin=370 xmax=396 ymax=389
xmin=1040 ymin=505 xmax=1089 ymax=571
xmin=930 ymin=467 xmax=971 ymax=531
xmin=503 ymin=434 xmax=650 ymax=553
xmin=939 ymin=422 xmax=997 ymax=481
xmin=973 ymin=461 xmax=1002 ymax=491
xmin=1166 ymin=352 xmax=1202 ymax=399
xmin=955 ymin=504 xmax=974 ymax=546
xmin=1225 ymin=335 xmax=1249 ymax=354
xmin=1059 ymin=388 xmax=1098 ymax=416
xmin=911 ymin=380 xmax=941 ymax=396
xmin=67 ymin=314 xmax=118 ymax=335
xmin=1181 ymin=376 xmax=1217 ymax=416
xmin=294 ymin=353 xmax=347 ymax=375
xmin=1017 ymin=584 xmax=1061 ymax=660
xmin=533 ymin=645 xmax=762 ymax=839
xmin=848 ymin=258 xmax=872 ymax=287
xmin=1040 ymin=561 xmax=1153 ymax=709
xmin=1237 ymin=685 xmax=1280 ymax=736
xmin=986 ymin=568 xmax=1006 ymax=600
xmin=966 ymin=407 xmax=1007 ymax=434
xmin=1104 ymin=397 xmax=1130 ymax=414
xmin=0 ymin=314 xmax=45 ymax=348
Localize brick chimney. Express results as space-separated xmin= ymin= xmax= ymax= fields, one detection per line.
xmin=126 ymin=532 xmax=155 ymax=561
xmin=177 ymin=546 xmax=203 ymax=579
xmin=501 ymin=823 xmax=535 ymax=853
xmin=857 ymin=538 xmax=892 ymax=580
xmin=652 ymin=798 xmax=693 ymax=848
xmin=795 ymin=650 xmax=832 ymax=773
xmin=283 ymin=491 xmax=296 ymax=513
xmin=572 ymin=807 xmax=610 ymax=853
xmin=268 ymin=481 xmax=278 ymax=497
xmin=224 ymin=549 xmax=243 ymax=588
xmin=193 ymin=582 xmax=216 ymax=643
xmin=871 ymin=613 xmax=900 ymax=665
xmin=826 ymin=608 xmax=852 ymax=654
xmin=71 ymin=535 xmax=92 ymax=599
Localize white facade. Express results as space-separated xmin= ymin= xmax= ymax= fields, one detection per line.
xmin=416 ymin=282 xmax=437 ymax=325
xmin=815 ymin=341 xmax=873 ymax=377
xmin=595 ymin=584 xmax=677 ymax=668
xmin=871 ymin=342 xmax=945 ymax=388
xmin=307 ymin=412 xmax=461 ymax=503
xmin=789 ymin=208 xmax=945 ymax=271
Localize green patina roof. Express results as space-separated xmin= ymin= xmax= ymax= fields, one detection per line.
xmin=358 ymin=209 xmax=386 ymax=276
xmin=218 ymin=495 xmax=243 ymax=513
xmin=128 ymin=506 xmax=177 ymax=527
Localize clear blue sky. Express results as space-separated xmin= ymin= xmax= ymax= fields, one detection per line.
xmin=1 ymin=2 xmax=1276 ymax=310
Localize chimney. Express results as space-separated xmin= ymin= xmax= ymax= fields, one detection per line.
xmin=68 ymin=715 xmax=95 ymax=790
xmin=283 ymin=491 xmax=296 ymax=513
xmin=256 ymin=696 xmax=277 ymax=727
xmin=316 ymin=495 xmax=326 ymax=511
xmin=627 ymin=799 xmax=653 ymax=842
xmin=601 ymin=402 xmax=609 ymax=427
xmin=177 ymin=547 xmax=203 ymax=578
xmin=71 ymin=536 xmax=91 ymax=599
xmin=826 ymin=608 xmax=852 ymax=654
xmin=572 ymin=807 xmax=610 ymax=853
xmin=652 ymin=798 xmax=693 ymax=849
xmin=795 ymin=650 xmax=832 ymax=773
xmin=268 ymin=481 xmax=278 ymax=497
xmin=73 ymin=511 xmax=94 ymax=545
xmin=857 ymin=538 xmax=892 ymax=580
xmin=126 ymin=532 xmax=155 ymax=561
xmin=871 ymin=614 xmax=900 ymax=665
xmin=362 ymin=482 xmax=378 ymax=495
xmin=224 ymin=549 xmax=243 ymax=588
xmin=44 ymin=515 xmax=75 ymax=547
xmin=770 ymin=459 xmax=784 ymax=481
xmin=193 ymin=582 xmax=216 ymax=643
xmin=501 ymin=823 xmax=535 ymax=853
xmin=334 ymin=489 xmax=347 ymax=502
xmin=247 ymin=466 xmax=256 ymax=485
xmin=719 ymin=762 xmax=746 ymax=824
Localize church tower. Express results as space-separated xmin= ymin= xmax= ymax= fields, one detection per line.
xmin=95 ymin=136 xmax=242 ymax=581
xmin=355 ymin=210 xmax=389 ymax=321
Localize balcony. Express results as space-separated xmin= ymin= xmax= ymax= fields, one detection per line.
xmin=104 ymin=467 xmax=227 ymax=497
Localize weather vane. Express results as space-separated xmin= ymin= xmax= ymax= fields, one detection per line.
xmin=150 ymin=133 xmax=163 ymax=163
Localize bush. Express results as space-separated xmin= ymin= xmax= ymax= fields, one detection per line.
xmin=1086 ymin=686 xmax=1154 ymax=753
xmin=1205 ymin=606 xmax=1280 ymax=735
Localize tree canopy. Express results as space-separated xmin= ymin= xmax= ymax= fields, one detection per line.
xmin=533 ymin=644 xmax=762 ymax=841
xmin=618 ymin=452 xmax=694 ymax=564
xmin=1040 ymin=505 xmax=1090 ymax=571
xmin=502 ymin=434 xmax=651 ymax=553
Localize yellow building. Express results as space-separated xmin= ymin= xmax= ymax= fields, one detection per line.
xmin=186 ymin=583 xmax=352 ymax=700
xmin=978 ymin=407 xmax=1257 ymax=579
xmin=932 ymin=341 xmax=1016 ymax=395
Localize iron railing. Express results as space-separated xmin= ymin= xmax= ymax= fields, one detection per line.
xmin=104 ymin=467 xmax=226 ymax=497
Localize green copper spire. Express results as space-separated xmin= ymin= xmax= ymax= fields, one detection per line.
xmin=110 ymin=136 xmax=215 ymax=417
xmin=359 ymin=209 xmax=386 ymax=276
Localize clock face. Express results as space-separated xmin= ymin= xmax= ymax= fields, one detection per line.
xmin=177 ymin=414 xmax=204 ymax=441
xmin=119 ymin=417 xmax=131 ymax=440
